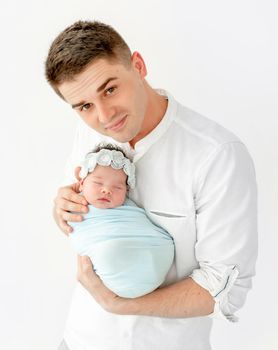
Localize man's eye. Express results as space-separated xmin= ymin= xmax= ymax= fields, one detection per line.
xmin=81 ymin=103 xmax=92 ymax=111
xmin=105 ymin=86 xmax=116 ymax=95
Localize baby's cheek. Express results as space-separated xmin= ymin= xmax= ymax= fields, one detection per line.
xmin=82 ymin=187 xmax=96 ymax=205
xmin=120 ymin=192 xmax=127 ymax=205
xmin=114 ymin=192 xmax=124 ymax=206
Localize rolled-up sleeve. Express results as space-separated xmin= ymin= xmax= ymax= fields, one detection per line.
xmin=190 ymin=142 xmax=258 ymax=322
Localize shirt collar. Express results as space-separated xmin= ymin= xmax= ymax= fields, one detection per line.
xmin=132 ymin=89 xmax=177 ymax=162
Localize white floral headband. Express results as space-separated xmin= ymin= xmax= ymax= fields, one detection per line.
xmin=79 ymin=149 xmax=136 ymax=189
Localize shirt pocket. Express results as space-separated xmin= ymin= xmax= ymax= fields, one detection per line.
xmin=147 ymin=210 xmax=188 ymax=239
xmin=146 ymin=210 xmax=198 ymax=280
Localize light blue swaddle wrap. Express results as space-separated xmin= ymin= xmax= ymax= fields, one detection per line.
xmin=69 ymin=198 xmax=174 ymax=298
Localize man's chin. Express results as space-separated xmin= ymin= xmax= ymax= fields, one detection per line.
xmin=95 ymin=126 xmax=136 ymax=144
xmin=106 ymin=132 xmax=133 ymax=144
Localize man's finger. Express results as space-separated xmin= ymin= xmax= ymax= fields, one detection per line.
xmin=59 ymin=220 xmax=73 ymax=235
xmin=68 ymin=192 xmax=88 ymax=206
xmin=80 ymin=255 xmax=93 ymax=271
xmin=60 ymin=186 xmax=88 ymax=205
xmin=77 ymin=255 xmax=93 ymax=283
xmin=77 ymin=255 xmax=82 ymax=271
xmin=58 ymin=198 xmax=88 ymax=214
xmin=62 ymin=211 xmax=83 ymax=223
xmin=77 ymin=255 xmax=97 ymax=280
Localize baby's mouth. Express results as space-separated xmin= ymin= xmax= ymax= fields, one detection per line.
xmin=98 ymin=197 xmax=111 ymax=202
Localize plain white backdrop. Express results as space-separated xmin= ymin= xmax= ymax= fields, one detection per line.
xmin=1 ymin=0 xmax=277 ymax=349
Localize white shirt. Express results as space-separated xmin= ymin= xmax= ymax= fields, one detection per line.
xmin=62 ymin=90 xmax=258 ymax=350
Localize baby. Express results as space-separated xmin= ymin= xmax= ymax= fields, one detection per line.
xmin=69 ymin=143 xmax=174 ymax=298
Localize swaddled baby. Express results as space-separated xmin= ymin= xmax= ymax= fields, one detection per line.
xmin=69 ymin=143 xmax=174 ymax=298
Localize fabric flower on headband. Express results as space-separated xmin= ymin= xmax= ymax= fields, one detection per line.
xmin=79 ymin=149 xmax=136 ymax=189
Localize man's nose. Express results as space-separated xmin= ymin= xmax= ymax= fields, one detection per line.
xmin=97 ymin=103 xmax=115 ymax=124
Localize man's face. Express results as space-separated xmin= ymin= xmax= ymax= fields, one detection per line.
xmin=80 ymin=165 xmax=127 ymax=208
xmin=59 ymin=54 xmax=148 ymax=144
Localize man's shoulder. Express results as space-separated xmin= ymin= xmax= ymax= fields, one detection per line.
xmin=172 ymin=101 xmax=241 ymax=148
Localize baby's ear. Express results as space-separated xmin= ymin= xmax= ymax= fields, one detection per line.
xmin=74 ymin=166 xmax=82 ymax=181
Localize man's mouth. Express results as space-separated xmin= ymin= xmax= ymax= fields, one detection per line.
xmin=105 ymin=115 xmax=127 ymax=132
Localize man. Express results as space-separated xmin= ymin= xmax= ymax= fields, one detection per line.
xmin=45 ymin=21 xmax=258 ymax=350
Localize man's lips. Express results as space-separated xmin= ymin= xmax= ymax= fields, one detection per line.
xmin=105 ymin=115 xmax=127 ymax=131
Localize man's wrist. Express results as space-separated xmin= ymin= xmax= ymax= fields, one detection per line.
xmin=117 ymin=297 xmax=141 ymax=315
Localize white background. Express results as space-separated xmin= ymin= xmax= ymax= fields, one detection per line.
xmin=0 ymin=0 xmax=277 ymax=349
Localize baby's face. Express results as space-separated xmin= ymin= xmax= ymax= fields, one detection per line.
xmin=81 ymin=165 xmax=128 ymax=208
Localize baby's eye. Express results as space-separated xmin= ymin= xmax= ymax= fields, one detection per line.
xmin=93 ymin=181 xmax=102 ymax=185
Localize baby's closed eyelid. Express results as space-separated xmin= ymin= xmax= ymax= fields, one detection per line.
xmin=114 ymin=184 xmax=125 ymax=188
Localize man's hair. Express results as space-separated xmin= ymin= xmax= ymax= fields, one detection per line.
xmin=45 ymin=20 xmax=132 ymax=96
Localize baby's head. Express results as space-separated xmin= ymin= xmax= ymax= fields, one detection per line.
xmin=75 ymin=144 xmax=135 ymax=209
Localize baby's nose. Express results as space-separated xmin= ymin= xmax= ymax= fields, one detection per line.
xmin=101 ymin=187 xmax=111 ymax=194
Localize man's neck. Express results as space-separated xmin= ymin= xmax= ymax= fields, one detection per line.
xmin=129 ymin=86 xmax=168 ymax=148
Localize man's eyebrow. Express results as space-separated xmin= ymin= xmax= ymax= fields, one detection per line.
xmin=96 ymin=77 xmax=117 ymax=93
xmin=72 ymin=101 xmax=85 ymax=109
xmin=71 ymin=77 xmax=118 ymax=109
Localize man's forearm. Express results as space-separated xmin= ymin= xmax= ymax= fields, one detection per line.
xmin=78 ymin=256 xmax=215 ymax=318
xmin=113 ymin=277 xmax=215 ymax=318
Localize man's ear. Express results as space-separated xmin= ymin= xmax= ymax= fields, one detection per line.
xmin=131 ymin=51 xmax=147 ymax=78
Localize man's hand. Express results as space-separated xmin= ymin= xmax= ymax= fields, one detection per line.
xmin=77 ymin=255 xmax=126 ymax=314
xmin=53 ymin=183 xmax=88 ymax=235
